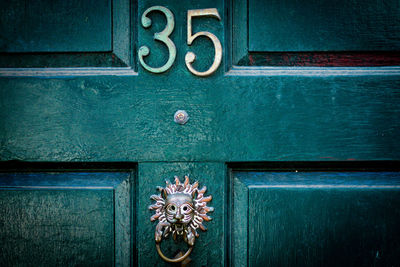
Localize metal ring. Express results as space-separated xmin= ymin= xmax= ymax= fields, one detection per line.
xmin=155 ymin=242 xmax=193 ymax=263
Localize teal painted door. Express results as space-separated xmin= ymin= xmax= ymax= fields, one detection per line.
xmin=1 ymin=0 xmax=400 ymax=266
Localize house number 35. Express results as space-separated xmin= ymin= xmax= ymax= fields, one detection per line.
xmin=138 ymin=6 xmax=222 ymax=77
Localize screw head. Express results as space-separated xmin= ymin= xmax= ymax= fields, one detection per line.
xmin=174 ymin=110 xmax=189 ymax=125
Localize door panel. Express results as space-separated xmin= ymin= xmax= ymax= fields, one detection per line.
xmin=233 ymin=0 xmax=400 ymax=66
xmin=232 ymin=171 xmax=400 ymax=266
xmin=137 ymin=162 xmax=226 ymax=266
xmin=0 ymin=0 xmax=132 ymax=70
xmin=1 ymin=190 xmax=114 ymax=266
xmin=248 ymin=0 xmax=400 ymax=52
xmin=0 ymin=0 xmax=112 ymax=53
xmin=1 ymin=75 xmax=399 ymax=162
xmin=0 ymin=172 xmax=133 ymax=266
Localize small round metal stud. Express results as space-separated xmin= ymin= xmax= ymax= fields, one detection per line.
xmin=174 ymin=110 xmax=189 ymax=125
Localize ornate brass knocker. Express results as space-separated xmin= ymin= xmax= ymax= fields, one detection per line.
xmin=149 ymin=176 xmax=214 ymax=263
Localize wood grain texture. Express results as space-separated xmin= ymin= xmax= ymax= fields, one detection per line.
xmin=231 ymin=0 xmax=400 ymax=67
xmin=230 ymin=0 xmax=248 ymax=66
xmin=0 ymin=0 xmax=112 ymax=52
xmin=115 ymin=176 xmax=133 ymax=267
xmin=249 ymin=0 xmax=400 ymax=52
xmin=227 ymin=66 xmax=400 ymax=76
xmin=239 ymin=52 xmax=400 ymax=67
xmin=1 ymin=0 xmax=399 ymax=266
xmin=0 ymin=67 xmax=137 ymax=77
xmin=0 ymin=54 xmax=128 ymax=68
xmin=0 ymin=0 xmax=132 ymax=69
xmin=1 ymin=74 xmax=399 ymax=162
xmin=137 ymin=162 xmax=226 ymax=266
xmin=0 ymin=172 xmax=133 ymax=266
xmin=232 ymin=172 xmax=400 ymax=266
xmin=0 ymin=172 xmax=130 ymax=187
xmin=0 ymin=190 xmax=114 ymax=266
xmin=113 ymin=0 xmax=133 ymax=67
xmin=1 ymin=0 xmax=398 ymax=162
xmin=231 ymin=174 xmax=248 ymax=267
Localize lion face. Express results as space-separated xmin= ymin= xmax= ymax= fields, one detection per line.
xmin=149 ymin=175 xmax=214 ymax=246
xmin=165 ymin=193 xmax=195 ymax=225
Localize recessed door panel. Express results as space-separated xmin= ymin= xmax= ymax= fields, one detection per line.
xmin=248 ymin=0 xmax=400 ymax=52
xmin=0 ymin=172 xmax=132 ymax=266
xmin=0 ymin=0 xmax=112 ymax=52
xmin=232 ymin=171 xmax=400 ymax=266
xmin=0 ymin=189 xmax=114 ymax=265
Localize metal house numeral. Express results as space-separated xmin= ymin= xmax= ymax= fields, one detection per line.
xmin=139 ymin=6 xmax=222 ymax=77
xmin=138 ymin=6 xmax=176 ymax=74
xmin=185 ymin=8 xmax=222 ymax=77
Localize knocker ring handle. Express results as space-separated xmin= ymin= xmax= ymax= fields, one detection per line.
xmin=155 ymin=242 xmax=193 ymax=263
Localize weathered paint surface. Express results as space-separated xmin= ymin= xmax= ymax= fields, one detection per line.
xmin=1 ymin=75 xmax=399 ymax=162
xmin=0 ymin=0 xmax=112 ymax=52
xmin=1 ymin=0 xmax=399 ymax=162
xmin=137 ymin=162 xmax=226 ymax=266
xmin=249 ymin=0 xmax=400 ymax=52
xmin=0 ymin=172 xmax=133 ymax=266
xmin=240 ymin=52 xmax=400 ymax=67
xmin=0 ymin=0 xmax=399 ymax=266
xmin=0 ymin=189 xmax=114 ymax=266
xmin=0 ymin=0 xmax=131 ymax=68
xmin=232 ymin=172 xmax=400 ymax=266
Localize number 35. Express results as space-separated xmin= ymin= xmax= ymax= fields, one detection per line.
xmin=138 ymin=7 xmax=222 ymax=77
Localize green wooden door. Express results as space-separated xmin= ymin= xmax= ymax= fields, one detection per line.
xmin=1 ymin=0 xmax=400 ymax=266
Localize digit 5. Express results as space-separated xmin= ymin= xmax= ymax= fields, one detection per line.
xmin=185 ymin=8 xmax=222 ymax=77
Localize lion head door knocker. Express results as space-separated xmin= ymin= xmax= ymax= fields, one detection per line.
xmin=149 ymin=175 xmax=214 ymax=263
